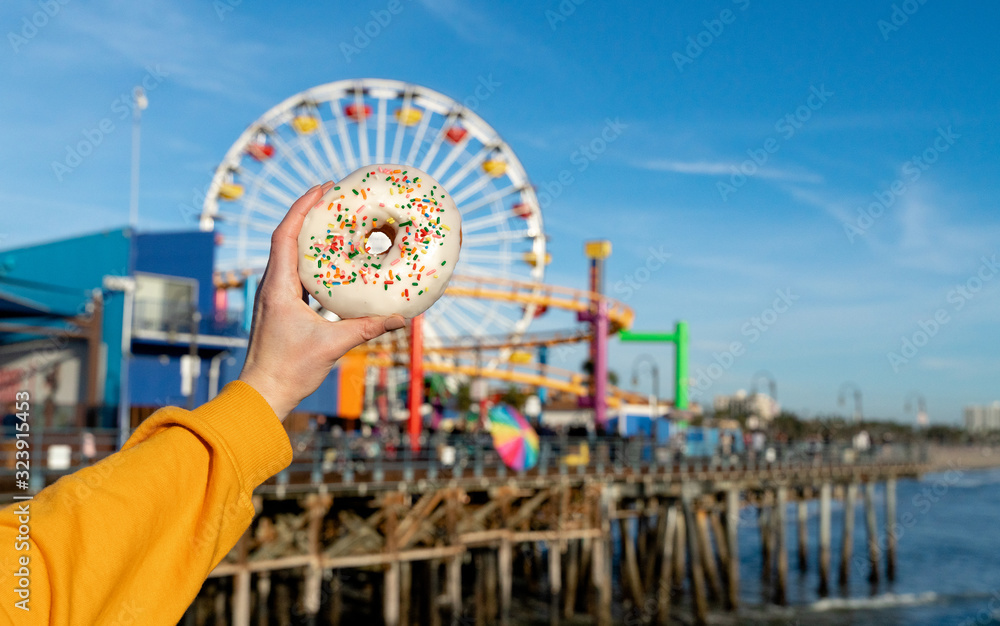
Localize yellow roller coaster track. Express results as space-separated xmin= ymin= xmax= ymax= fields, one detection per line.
xmin=356 ymin=275 xmax=645 ymax=408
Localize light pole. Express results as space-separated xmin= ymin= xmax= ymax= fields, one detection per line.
xmin=838 ymin=382 xmax=863 ymax=422
xmin=904 ymin=391 xmax=928 ymax=427
xmin=129 ymin=87 xmax=148 ymax=231
xmin=631 ymin=354 xmax=660 ymax=417
xmin=750 ymin=369 xmax=777 ymax=402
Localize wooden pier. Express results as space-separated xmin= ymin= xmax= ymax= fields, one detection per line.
xmin=184 ymin=437 xmax=927 ymax=625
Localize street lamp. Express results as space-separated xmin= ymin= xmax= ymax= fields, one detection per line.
xmin=129 ymin=87 xmax=148 ymax=231
xmin=631 ymin=354 xmax=660 ymax=417
xmin=750 ymin=369 xmax=777 ymax=402
xmin=838 ymin=381 xmax=863 ymax=422
xmin=904 ymin=391 xmax=928 ymax=427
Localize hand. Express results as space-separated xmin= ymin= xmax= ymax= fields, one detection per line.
xmin=239 ymin=182 xmax=406 ymax=420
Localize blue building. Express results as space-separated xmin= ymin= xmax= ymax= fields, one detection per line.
xmin=0 ymin=228 xmax=345 ymax=436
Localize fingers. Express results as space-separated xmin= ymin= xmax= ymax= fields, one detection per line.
xmin=269 ymin=181 xmax=335 ymax=277
xmin=324 ymin=315 xmax=406 ymax=358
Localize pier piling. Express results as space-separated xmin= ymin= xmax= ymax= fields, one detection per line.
xmin=819 ymin=482 xmax=831 ymax=596
xmin=886 ymin=477 xmax=897 ymax=582
xmin=864 ymin=481 xmax=879 ymax=585
xmin=839 ymin=482 xmax=858 ymax=588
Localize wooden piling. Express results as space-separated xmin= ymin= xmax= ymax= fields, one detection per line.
xmin=695 ymin=509 xmax=724 ymax=602
xmin=329 ymin=571 xmax=342 ymax=626
xmin=656 ymin=504 xmax=678 ymax=626
xmin=774 ymin=486 xmax=788 ymax=605
xmin=620 ymin=518 xmax=645 ymax=607
xmin=672 ymin=504 xmax=687 ymax=595
xmin=819 ymin=482 xmax=831 ymax=596
xmin=682 ymin=495 xmax=709 ymax=625
xmin=864 ymin=481 xmax=879 ymax=585
xmin=725 ymin=488 xmax=740 ymax=611
xmin=839 ymin=482 xmax=858 ymax=588
xmin=385 ymin=562 xmax=401 ymax=626
xmin=549 ymin=541 xmax=562 ymax=625
xmin=759 ymin=499 xmax=772 ymax=584
xmin=563 ymin=539 xmax=579 ymax=618
xmin=400 ymin=561 xmax=412 ymax=626
xmin=484 ymin=550 xmax=498 ymax=623
xmin=447 ymin=555 xmax=462 ymax=622
xmin=499 ymin=539 xmax=512 ymax=626
xmin=886 ymin=477 xmax=897 ymax=582
xmin=797 ymin=497 xmax=808 ymax=573
xmin=428 ymin=559 xmax=442 ymax=626
xmin=256 ymin=572 xmax=270 ymax=626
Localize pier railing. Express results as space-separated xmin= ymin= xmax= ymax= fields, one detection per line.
xmin=0 ymin=428 xmax=927 ymax=496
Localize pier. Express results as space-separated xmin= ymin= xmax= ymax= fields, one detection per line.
xmin=174 ymin=436 xmax=926 ymax=625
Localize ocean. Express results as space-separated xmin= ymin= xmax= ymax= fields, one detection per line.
xmin=510 ymin=467 xmax=1000 ymax=625
xmin=729 ymin=466 xmax=1000 ymax=625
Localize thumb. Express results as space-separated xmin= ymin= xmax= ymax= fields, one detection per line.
xmin=326 ymin=315 xmax=407 ymax=357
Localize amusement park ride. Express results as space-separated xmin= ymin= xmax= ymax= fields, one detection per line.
xmin=200 ymin=79 xmax=690 ymax=436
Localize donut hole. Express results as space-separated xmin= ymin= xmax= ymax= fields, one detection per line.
xmin=364 ymin=225 xmax=396 ymax=255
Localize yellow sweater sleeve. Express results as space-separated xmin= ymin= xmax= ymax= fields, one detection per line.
xmin=0 ymin=381 xmax=292 ymax=625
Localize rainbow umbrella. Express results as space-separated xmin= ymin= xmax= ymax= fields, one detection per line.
xmin=488 ymin=404 xmax=540 ymax=471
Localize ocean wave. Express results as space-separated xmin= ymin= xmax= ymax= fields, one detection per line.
xmin=809 ymin=591 xmax=939 ymax=612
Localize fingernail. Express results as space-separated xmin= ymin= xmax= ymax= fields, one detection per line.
xmin=384 ymin=316 xmax=405 ymax=331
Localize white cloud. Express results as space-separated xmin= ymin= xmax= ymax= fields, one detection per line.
xmin=638 ymin=159 xmax=823 ymax=183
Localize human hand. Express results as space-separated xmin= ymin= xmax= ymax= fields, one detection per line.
xmin=239 ymin=182 xmax=406 ymax=420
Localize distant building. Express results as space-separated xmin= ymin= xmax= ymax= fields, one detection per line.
xmin=714 ymin=389 xmax=779 ymax=424
xmin=964 ymin=402 xmax=1000 ymax=433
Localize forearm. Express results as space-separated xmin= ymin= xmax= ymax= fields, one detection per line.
xmin=0 ymin=381 xmax=291 ymax=625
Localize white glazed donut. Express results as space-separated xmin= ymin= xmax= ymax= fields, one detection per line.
xmin=297 ymin=164 xmax=462 ymax=319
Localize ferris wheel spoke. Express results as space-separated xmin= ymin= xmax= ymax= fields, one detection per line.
xmin=244 ymin=196 xmax=292 ymax=221
xmin=216 ymin=255 xmax=270 ymax=272
xmin=456 ymin=296 xmax=516 ymax=332
xmin=441 ymin=299 xmax=485 ymax=336
xmin=255 ymin=159 xmax=308 ymax=198
xmin=315 ymin=120 xmax=348 ymax=180
xmin=240 ymin=171 xmax=300 ymax=208
xmin=461 ymin=250 xmax=516 ymax=266
xmin=418 ymin=113 xmax=456 ymax=172
xmin=296 ymin=130 xmax=336 ymax=183
xmin=441 ymin=145 xmax=492 ymax=191
xmin=404 ymin=102 xmax=433 ymax=165
xmin=266 ymin=133 xmax=325 ymax=187
xmin=330 ymin=101 xmax=358 ymax=171
xmin=450 ymin=172 xmax=495 ymax=204
xmin=430 ymin=135 xmax=474 ymax=181
xmin=462 ymin=230 xmax=532 ymax=248
xmin=462 ymin=211 xmax=516 ymax=233
xmin=355 ymin=92 xmax=371 ymax=165
xmin=457 ymin=184 xmax=518 ymax=216
xmin=425 ymin=304 xmax=463 ymax=342
xmin=375 ymin=96 xmax=388 ymax=164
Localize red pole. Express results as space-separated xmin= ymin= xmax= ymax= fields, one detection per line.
xmin=408 ymin=314 xmax=424 ymax=451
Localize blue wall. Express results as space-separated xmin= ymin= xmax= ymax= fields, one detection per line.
xmin=134 ymin=231 xmax=216 ymax=321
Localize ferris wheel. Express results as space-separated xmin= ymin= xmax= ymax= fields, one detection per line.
xmin=201 ymin=78 xmax=548 ymax=347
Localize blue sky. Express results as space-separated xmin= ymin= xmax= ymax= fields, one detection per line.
xmin=1 ymin=0 xmax=998 ymax=423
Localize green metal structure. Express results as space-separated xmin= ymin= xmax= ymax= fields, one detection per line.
xmin=619 ymin=320 xmax=689 ymax=410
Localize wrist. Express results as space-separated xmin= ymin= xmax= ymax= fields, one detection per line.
xmin=238 ymin=368 xmax=293 ymax=421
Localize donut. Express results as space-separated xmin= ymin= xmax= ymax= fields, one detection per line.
xmin=297 ymin=164 xmax=462 ymax=319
